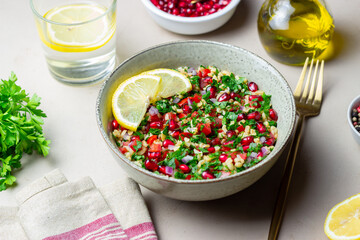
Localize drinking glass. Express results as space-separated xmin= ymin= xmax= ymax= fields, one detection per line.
xmin=30 ymin=0 xmax=117 ymax=85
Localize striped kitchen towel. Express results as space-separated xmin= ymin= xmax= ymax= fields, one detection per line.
xmin=0 ymin=169 xmax=157 ymax=240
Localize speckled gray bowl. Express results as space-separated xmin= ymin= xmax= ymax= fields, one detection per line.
xmin=96 ymin=40 xmax=296 ymax=201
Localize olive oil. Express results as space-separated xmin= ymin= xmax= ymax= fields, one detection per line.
xmin=258 ymin=0 xmax=334 ymax=65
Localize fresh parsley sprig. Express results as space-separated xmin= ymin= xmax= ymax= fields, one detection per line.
xmin=0 ymin=72 xmax=50 ymax=191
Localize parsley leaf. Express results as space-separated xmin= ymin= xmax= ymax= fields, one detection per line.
xmin=0 ymin=72 xmax=50 ymax=191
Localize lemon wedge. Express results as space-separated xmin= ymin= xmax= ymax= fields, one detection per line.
xmin=144 ymin=68 xmax=192 ymax=99
xmin=43 ymin=4 xmax=115 ymax=52
xmin=324 ymin=193 xmax=360 ymax=240
xmin=112 ymin=74 xmax=161 ymax=131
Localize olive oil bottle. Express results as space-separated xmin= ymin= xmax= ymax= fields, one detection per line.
xmin=258 ymin=0 xmax=334 ymax=65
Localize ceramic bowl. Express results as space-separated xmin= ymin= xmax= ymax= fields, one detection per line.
xmin=347 ymin=95 xmax=360 ymax=144
xmin=96 ymin=40 xmax=296 ymax=201
xmin=139 ymin=0 xmax=241 ymax=35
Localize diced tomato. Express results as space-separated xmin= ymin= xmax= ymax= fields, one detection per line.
xmin=221 ymin=146 xmax=231 ymax=151
xmin=147 ymin=135 xmax=158 ymax=145
xmin=197 ymin=123 xmax=212 ymax=136
xmin=236 ymin=125 xmax=245 ymax=132
xmin=150 ymin=114 xmax=161 ymax=122
xmin=123 ymin=141 xmax=136 ymax=152
xmin=203 ymin=68 xmax=211 ymax=77
xmin=179 ymin=113 xmax=188 ymax=119
xmin=119 ymin=147 xmax=128 ymax=154
xmin=164 ymin=112 xmax=176 ymax=120
xmin=239 ymin=153 xmax=247 ymax=160
xmin=149 ymin=143 xmax=162 ymax=152
xmin=193 ymin=94 xmax=202 ymax=103
xmin=180 ymin=132 xmax=193 ymax=140
xmin=191 ymin=111 xmax=198 ymax=118
xmin=230 ymin=152 xmax=239 ymax=160
xmin=178 ymin=97 xmax=191 ymax=107
xmin=185 ymin=175 xmax=192 ymax=180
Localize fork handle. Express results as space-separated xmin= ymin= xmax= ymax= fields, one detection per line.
xmin=268 ymin=115 xmax=305 ymax=240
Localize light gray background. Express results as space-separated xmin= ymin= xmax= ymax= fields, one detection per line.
xmin=0 ymin=0 xmax=359 ymax=239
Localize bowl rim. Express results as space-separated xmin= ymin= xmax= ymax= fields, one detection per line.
xmin=96 ymin=40 xmax=296 ymax=184
xmin=140 ymin=0 xmax=241 ymax=23
xmin=347 ymin=95 xmax=360 ymax=138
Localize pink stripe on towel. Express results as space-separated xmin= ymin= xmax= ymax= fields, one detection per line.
xmin=43 ymin=214 xmax=127 ymax=240
xmin=124 ymin=222 xmax=157 ymax=240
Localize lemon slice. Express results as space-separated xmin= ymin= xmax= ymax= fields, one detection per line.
xmin=43 ymin=4 xmax=114 ymax=52
xmin=112 ymin=74 xmax=161 ymax=131
xmin=324 ymin=193 xmax=360 ymax=240
xmin=144 ymin=69 xmax=192 ymax=99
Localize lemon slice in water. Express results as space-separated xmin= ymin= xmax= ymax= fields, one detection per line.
xmin=43 ymin=4 xmax=114 ymax=52
xmin=112 ymin=74 xmax=161 ymax=131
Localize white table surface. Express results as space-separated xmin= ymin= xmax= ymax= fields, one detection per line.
xmin=1 ymin=0 xmax=360 ymax=239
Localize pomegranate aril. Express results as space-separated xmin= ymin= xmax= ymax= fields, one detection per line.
xmin=219 ymin=154 xmax=228 ymax=162
xmin=178 ymin=2 xmax=186 ymax=7
xmin=230 ymin=92 xmax=240 ymax=99
xmin=131 ymin=136 xmax=141 ymax=142
xmin=209 ymin=86 xmax=217 ymax=98
xmin=211 ymin=137 xmax=221 ymax=146
xmin=243 ymin=145 xmax=249 ymax=152
xmin=269 ymin=109 xmax=278 ymax=121
xmin=148 ymin=152 xmax=161 ymax=160
xmin=237 ymin=113 xmax=247 ymax=121
xmin=169 ymin=119 xmax=178 ymax=130
xmin=207 ymin=147 xmax=215 ymax=153
xmin=218 ymin=93 xmax=230 ymax=102
xmin=241 ymin=136 xmax=254 ymax=146
xmin=183 ymin=104 xmax=191 ymax=114
xmin=150 ymin=121 xmax=162 ymax=129
xmin=247 ymin=111 xmax=261 ymax=121
xmin=171 ymin=130 xmax=181 ymax=139
xmin=265 ymin=138 xmax=275 ymax=146
xmin=249 ymin=95 xmax=263 ymax=101
xmin=163 ymin=139 xmax=175 ymax=148
xmin=248 ymin=82 xmax=258 ymax=92
xmin=202 ymin=171 xmax=215 ymax=179
xmin=145 ymin=159 xmax=158 ymax=171
xmin=226 ymin=130 xmax=236 ymax=138
xmin=256 ymin=122 xmax=266 ymax=133
xmin=179 ymin=164 xmax=190 ymax=173
xmin=111 ymin=119 xmax=119 ymax=130
xmin=159 ymin=166 xmax=167 ymax=175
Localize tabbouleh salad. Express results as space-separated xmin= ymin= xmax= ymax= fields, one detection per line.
xmin=111 ymin=66 xmax=279 ymax=180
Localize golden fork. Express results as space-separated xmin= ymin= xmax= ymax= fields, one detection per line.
xmin=268 ymin=58 xmax=324 ymax=240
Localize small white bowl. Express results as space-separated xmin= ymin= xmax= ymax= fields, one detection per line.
xmin=140 ymin=0 xmax=241 ymax=35
xmin=348 ymin=95 xmax=360 ymax=144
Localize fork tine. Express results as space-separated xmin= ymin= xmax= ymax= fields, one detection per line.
xmin=307 ymin=60 xmax=319 ymax=103
xmin=314 ymin=60 xmax=324 ymax=104
xmin=300 ymin=58 xmax=314 ymax=102
xmin=294 ymin=57 xmax=309 ymax=100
